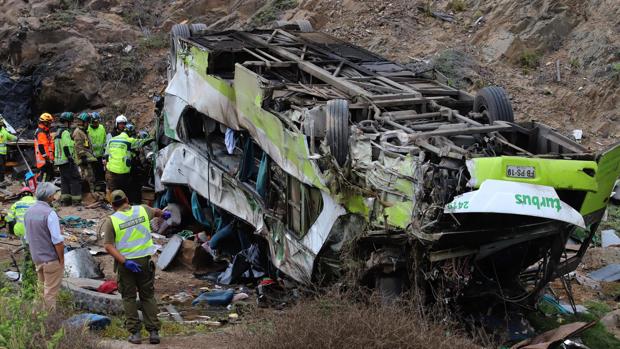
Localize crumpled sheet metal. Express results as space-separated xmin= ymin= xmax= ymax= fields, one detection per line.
xmin=158 ymin=143 xmax=265 ymax=231
xmin=268 ymin=191 xmax=346 ymax=283
xmin=156 ymin=235 xmax=183 ymax=271
xmin=165 ymin=50 xmax=240 ymax=130
xmin=64 ymin=248 xmax=104 ymax=279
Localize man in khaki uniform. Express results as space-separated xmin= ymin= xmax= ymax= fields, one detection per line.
xmin=73 ymin=113 xmax=97 ymax=194
xmin=102 ymin=190 xmax=168 ymax=344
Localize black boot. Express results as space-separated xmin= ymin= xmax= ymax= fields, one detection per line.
xmin=149 ymin=330 xmax=160 ymax=344
xmin=128 ymin=332 xmax=142 ymax=344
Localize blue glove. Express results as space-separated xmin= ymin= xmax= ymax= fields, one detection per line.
xmin=124 ymin=260 xmax=142 ymax=273
xmin=162 ymin=211 xmax=172 ymax=220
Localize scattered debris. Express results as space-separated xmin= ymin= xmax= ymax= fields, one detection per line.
xmin=588 ymin=264 xmax=620 ymax=282
xmin=66 ymin=313 xmax=112 ymax=330
xmin=96 ymin=280 xmax=118 ymax=294
xmin=572 ymin=129 xmax=583 ymax=141
xmin=511 ymin=322 xmax=594 ymax=349
xmin=156 ymin=234 xmax=183 ymax=270
xmin=601 ymin=229 xmax=620 ymax=248
xmin=64 ymin=248 xmax=104 ymax=279
xmin=164 ymin=304 xmax=184 ymax=323
xmin=60 ymin=216 xmax=96 ymax=228
xmin=192 ymin=289 xmax=234 ymax=307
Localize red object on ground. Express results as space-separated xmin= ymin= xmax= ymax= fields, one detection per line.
xmin=97 ymin=280 xmax=118 ymax=294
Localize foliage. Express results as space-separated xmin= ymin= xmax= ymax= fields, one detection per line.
xmin=528 ymin=298 xmax=620 ymax=349
xmin=447 ymin=0 xmax=467 ymax=12
xmin=232 ymin=291 xmax=489 ymax=348
xmin=518 ymin=50 xmax=541 ymax=70
xmin=251 ymin=0 xmax=299 ymax=27
xmin=600 ymin=205 xmax=620 ymax=233
xmin=39 ymin=10 xmax=81 ymax=31
xmin=139 ymin=32 xmax=168 ymax=51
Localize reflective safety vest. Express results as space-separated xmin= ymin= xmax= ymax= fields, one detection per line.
xmin=110 ymin=205 xmax=155 ymax=259
xmin=87 ymin=124 xmax=106 ymax=157
xmin=6 ymin=196 xmax=36 ymax=237
xmin=54 ymin=129 xmax=75 ymax=165
xmin=0 ymin=127 xmax=16 ymax=155
xmin=106 ymin=132 xmax=135 ymax=174
xmin=34 ymin=126 xmax=54 ymax=168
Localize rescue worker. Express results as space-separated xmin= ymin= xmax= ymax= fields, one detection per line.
xmin=102 ymin=190 xmax=168 ymax=344
xmin=73 ymin=112 xmax=97 ymax=194
xmin=111 ymin=115 xmax=128 ymax=137
xmin=129 ymin=129 xmax=154 ymax=205
xmin=87 ymin=112 xmax=107 ymax=191
xmin=6 ymin=187 xmax=36 ymax=241
xmin=54 ymin=112 xmax=81 ymax=206
xmin=34 ymin=113 xmax=55 ymax=182
xmin=104 ymin=122 xmax=151 ymax=200
xmin=126 ymin=124 xmax=144 ymax=204
xmin=0 ymin=114 xmax=17 ymax=184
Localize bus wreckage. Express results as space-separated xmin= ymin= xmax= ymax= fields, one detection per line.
xmin=155 ymin=23 xmax=620 ymax=307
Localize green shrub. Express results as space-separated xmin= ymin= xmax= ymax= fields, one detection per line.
xmin=251 ymin=0 xmax=299 ymax=26
xmin=447 ymin=0 xmax=467 ymax=12
xmin=518 ymin=50 xmax=541 ymax=70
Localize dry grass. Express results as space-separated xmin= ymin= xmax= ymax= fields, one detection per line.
xmin=233 ymin=290 xmax=487 ymax=349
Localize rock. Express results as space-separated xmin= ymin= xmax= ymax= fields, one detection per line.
xmin=600 ymin=309 xmax=620 ymax=340
xmin=30 ymin=0 xmax=61 ymax=17
xmin=87 ymin=0 xmax=118 ymax=11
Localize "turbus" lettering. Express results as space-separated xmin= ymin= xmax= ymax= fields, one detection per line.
xmin=515 ymin=194 xmax=561 ymax=212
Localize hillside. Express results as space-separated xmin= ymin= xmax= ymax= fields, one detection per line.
xmin=0 ymin=0 xmax=618 ymax=146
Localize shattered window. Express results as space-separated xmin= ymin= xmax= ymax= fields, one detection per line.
xmin=286 ymin=176 xmax=323 ymax=237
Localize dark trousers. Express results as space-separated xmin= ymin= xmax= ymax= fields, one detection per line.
xmin=106 ymin=171 xmax=131 ymax=194
xmin=0 ymin=154 xmax=5 ymax=182
xmin=58 ymin=162 xmax=81 ymax=201
xmin=128 ymin=166 xmax=144 ymax=204
xmin=116 ymin=256 xmax=160 ymax=333
xmin=92 ymin=157 xmax=106 ymax=191
xmin=38 ymin=162 xmax=55 ymax=182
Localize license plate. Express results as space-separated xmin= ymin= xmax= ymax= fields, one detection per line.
xmin=506 ymin=165 xmax=535 ymax=178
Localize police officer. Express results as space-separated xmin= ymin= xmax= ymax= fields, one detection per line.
xmin=6 ymin=187 xmax=36 ymax=241
xmin=87 ymin=112 xmax=107 ymax=191
xmin=73 ymin=113 xmax=97 ymax=194
xmin=54 ymin=112 xmax=81 ymax=206
xmin=0 ymin=114 xmax=17 ymax=185
xmin=102 ymin=190 xmax=168 ymax=344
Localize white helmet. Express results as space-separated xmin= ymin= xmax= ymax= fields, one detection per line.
xmin=115 ymin=115 xmax=128 ymax=126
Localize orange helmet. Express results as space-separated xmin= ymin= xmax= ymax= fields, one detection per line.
xmin=39 ymin=113 xmax=53 ymax=123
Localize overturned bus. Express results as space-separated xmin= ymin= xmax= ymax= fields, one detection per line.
xmin=156 ymin=23 xmax=620 ymax=306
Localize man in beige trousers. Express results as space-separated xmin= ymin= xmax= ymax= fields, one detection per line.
xmin=24 ymin=182 xmax=65 ymax=307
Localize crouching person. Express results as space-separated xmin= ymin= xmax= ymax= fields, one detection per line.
xmin=24 ymin=182 xmax=64 ymax=308
xmin=102 ymin=190 xmax=165 ymax=344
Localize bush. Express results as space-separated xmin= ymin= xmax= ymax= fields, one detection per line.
xmin=518 ymin=50 xmax=541 ymax=70
xmin=233 ymin=291 xmax=485 ymax=349
xmin=251 ymin=0 xmax=299 ymax=26
xmin=447 ymin=0 xmax=467 ymax=12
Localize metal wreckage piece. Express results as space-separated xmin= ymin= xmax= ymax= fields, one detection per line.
xmin=155 ymin=23 xmax=620 ymax=307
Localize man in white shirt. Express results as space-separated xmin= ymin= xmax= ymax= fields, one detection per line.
xmin=24 ymin=182 xmax=64 ymax=308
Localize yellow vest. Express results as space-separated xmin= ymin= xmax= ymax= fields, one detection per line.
xmin=7 ymin=196 xmax=36 ymax=237
xmin=106 ymin=132 xmax=135 ymax=174
xmin=110 ymin=205 xmax=155 ymax=259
